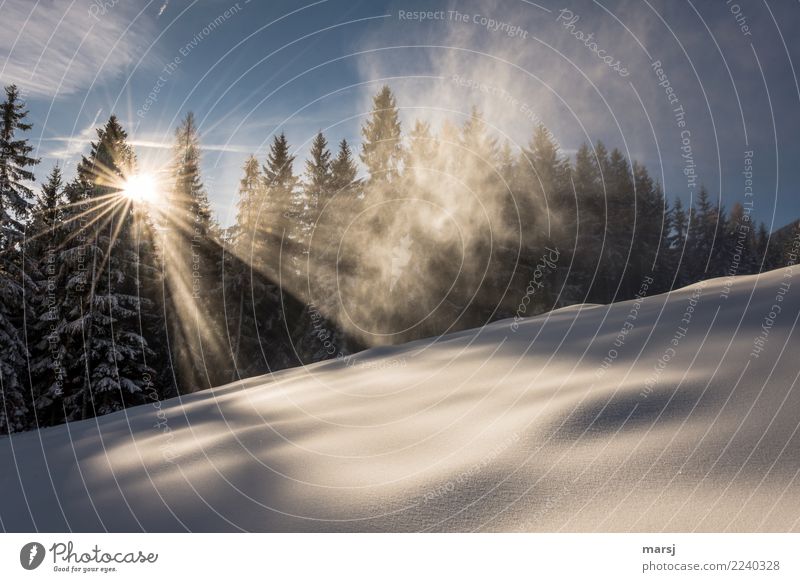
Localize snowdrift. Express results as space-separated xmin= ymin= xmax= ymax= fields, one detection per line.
xmin=2 ymin=267 xmax=800 ymax=532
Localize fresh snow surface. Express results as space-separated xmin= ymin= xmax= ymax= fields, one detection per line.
xmin=2 ymin=268 xmax=800 ymax=532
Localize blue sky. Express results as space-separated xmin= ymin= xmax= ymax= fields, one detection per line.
xmin=3 ymin=0 xmax=799 ymax=229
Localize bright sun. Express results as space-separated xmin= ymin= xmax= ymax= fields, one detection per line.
xmin=121 ymin=173 xmax=158 ymax=204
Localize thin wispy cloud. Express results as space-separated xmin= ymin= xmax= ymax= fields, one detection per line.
xmin=130 ymin=139 xmax=254 ymax=154
xmin=43 ymin=108 xmax=104 ymax=160
xmin=0 ymin=0 xmax=152 ymax=98
xmin=43 ymin=135 xmax=256 ymax=157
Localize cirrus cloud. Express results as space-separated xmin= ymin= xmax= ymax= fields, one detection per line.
xmin=0 ymin=0 xmax=155 ymax=98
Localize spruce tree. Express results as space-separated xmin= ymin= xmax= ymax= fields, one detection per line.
xmin=168 ymin=113 xmax=217 ymax=241
xmin=26 ymin=167 xmax=68 ymax=427
xmin=0 ymin=259 xmax=29 ymax=433
xmin=360 ymin=85 xmax=403 ymax=184
xmin=584 ymin=142 xmax=611 ymax=302
xmin=27 ymin=166 xmax=65 ymax=256
xmin=328 ymin=137 xmax=361 ymax=250
xmin=31 ymin=176 xmax=96 ymax=425
xmin=758 ymin=222 xmax=784 ymax=271
xmin=225 ymin=154 xmax=300 ymax=378
xmin=600 ymin=148 xmax=634 ymax=302
xmin=329 ymin=139 xmax=359 ymax=194
xmin=226 ymin=156 xmax=268 ymax=378
xmin=292 ymin=131 xmax=340 ymax=362
xmin=522 ymin=125 xmax=568 ymax=200
xmin=517 ymin=125 xmax=568 ymax=307
xmin=522 ymin=124 xmax=570 ymax=247
xmin=669 ymin=197 xmax=691 ymax=288
xmin=0 ymin=84 xmax=39 ymax=252
xmin=61 ymin=116 xmax=163 ymax=419
xmin=723 ymin=202 xmax=757 ymax=277
xmin=233 ymin=155 xmax=264 ymax=259
xmin=687 ymin=186 xmax=721 ymax=281
xmin=301 ymin=133 xmax=335 ymax=278
xmin=263 ymin=132 xmax=300 ymax=273
xmin=755 ymin=223 xmax=769 ymax=270
xmin=570 ymin=143 xmax=603 ymax=302
xmin=301 ymin=131 xmax=332 ymax=262
xmin=629 ymin=161 xmax=668 ymax=294
xmin=163 ymin=112 xmax=224 ymax=393
xmin=0 ymin=84 xmax=38 ymax=434
xmin=780 ymin=221 xmax=800 ymax=266
xmin=327 ymin=138 xmax=361 ymax=320
xmin=455 ymin=108 xmax=507 ymax=326
xmin=304 ymin=131 xmax=332 ymax=217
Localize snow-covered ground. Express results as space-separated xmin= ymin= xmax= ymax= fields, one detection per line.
xmin=2 ymin=267 xmax=800 ymax=532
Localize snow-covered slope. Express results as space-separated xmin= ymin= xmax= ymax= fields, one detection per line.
xmin=2 ymin=268 xmax=800 ymax=532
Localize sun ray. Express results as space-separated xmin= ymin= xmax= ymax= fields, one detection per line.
xmin=56 ymin=199 xmax=125 ymax=249
xmin=89 ymin=198 xmax=134 ymax=295
xmin=28 ymin=195 xmax=121 ymax=241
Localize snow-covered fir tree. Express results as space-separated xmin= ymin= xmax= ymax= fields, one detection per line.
xmin=0 ymin=84 xmax=39 ymax=252
xmin=26 ymin=166 xmax=68 ymax=427
xmin=0 ymin=257 xmax=29 ymax=433
xmin=0 ymin=84 xmax=38 ymax=434
xmin=60 ymin=116 xmax=163 ymax=419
